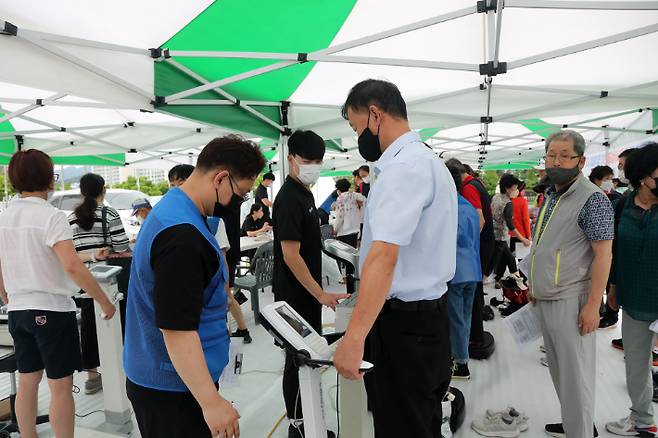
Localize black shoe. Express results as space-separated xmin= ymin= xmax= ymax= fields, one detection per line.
xmin=231 ymin=329 xmax=252 ymax=344
xmin=451 ymin=362 xmax=470 ymax=380
xmin=612 ymin=338 xmax=624 ymax=351
xmin=598 ymin=315 xmax=618 ymax=329
xmin=288 ymin=424 xmax=335 ymax=438
xmin=545 ymin=423 xmax=598 ymax=437
xmin=233 ymin=290 xmax=248 ymax=305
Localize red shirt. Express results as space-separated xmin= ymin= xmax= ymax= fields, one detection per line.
xmin=509 ymin=196 xmax=531 ymax=239
xmin=461 ymin=175 xmax=483 ymax=210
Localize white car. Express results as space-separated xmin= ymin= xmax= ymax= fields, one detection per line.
xmin=49 ymin=188 xmax=150 ymax=241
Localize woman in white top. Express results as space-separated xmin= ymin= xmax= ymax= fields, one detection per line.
xmin=332 ymin=178 xmax=365 ymax=290
xmin=0 ymin=150 xmax=115 ymax=438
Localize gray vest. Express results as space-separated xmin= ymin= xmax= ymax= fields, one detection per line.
xmin=529 ymin=175 xmax=601 ymax=300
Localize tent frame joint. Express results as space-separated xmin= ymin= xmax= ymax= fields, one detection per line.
xmin=479 ymin=61 xmax=507 ymax=76
xmin=600 ymin=90 xmax=609 ymax=98
xmin=297 ymin=53 xmax=308 ymax=63
xmin=477 ymin=0 xmax=499 ymax=13
xmin=152 ymin=95 xmax=166 ymax=107
xmin=480 ymin=116 xmax=493 ymax=124
xmin=1 ymin=21 xmax=17 ymax=36
xmin=149 ymin=48 xmax=170 ymax=59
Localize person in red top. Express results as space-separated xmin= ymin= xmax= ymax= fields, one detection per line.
xmin=508 ymin=185 xmax=532 ymax=255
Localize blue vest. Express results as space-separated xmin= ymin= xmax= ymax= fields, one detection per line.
xmin=124 ymin=188 xmax=229 ymax=392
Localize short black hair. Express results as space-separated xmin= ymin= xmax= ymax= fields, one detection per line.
xmin=341 ymin=79 xmax=408 ymax=120
xmin=624 ymin=142 xmax=658 ymax=189
xmin=196 ymin=135 xmax=266 ymax=180
xmin=358 ymin=165 xmax=370 ymax=174
xmin=499 ymin=173 xmax=522 ymax=193
xmin=250 ymin=203 xmax=263 ymax=215
xmin=446 ymin=165 xmax=462 ymax=192
xmin=288 ymin=130 xmax=325 ymax=161
xmin=445 ymin=158 xmax=466 ymax=175
xmin=263 ymin=172 xmax=275 ymax=181
xmin=335 ymin=178 xmax=351 ymax=193
xmin=352 ymin=169 xmax=360 ymax=177
xmin=618 ymin=148 xmax=636 ymax=159
xmin=588 ymin=165 xmax=614 ymax=183
xmin=168 ymin=164 xmax=195 ymax=182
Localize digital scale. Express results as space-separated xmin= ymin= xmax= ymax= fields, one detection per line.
xmin=260 ymin=301 xmax=373 ymax=438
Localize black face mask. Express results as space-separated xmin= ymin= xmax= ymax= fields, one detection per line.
xmin=212 ymin=176 xmax=244 ymax=218
xmin=357 ymin=112 xmax=382 ymax=162
xmin=651 ymin=177 xmax=658 ymax=198
xmin=546 ymin=164 xmax=581 ymax=187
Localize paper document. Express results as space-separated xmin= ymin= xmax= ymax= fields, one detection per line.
xmin=504 ymin=304 xmax=543 ymax=347
xmin=219 ymin=338 xmax=243 ymax=388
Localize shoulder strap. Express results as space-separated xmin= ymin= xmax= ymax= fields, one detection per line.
xmin=101 ymin=206 xmax=109 ymax=247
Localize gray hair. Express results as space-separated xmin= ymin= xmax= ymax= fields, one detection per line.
xmin=545 ymin=129 xmax=586 ymax=155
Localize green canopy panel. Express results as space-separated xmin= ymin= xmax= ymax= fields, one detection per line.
xmin=418 ymin=127 xmax=440 ymax=141
xmin=325 ymin=138 xmax=344 ymax=152
xmin=482 ymin=161 xmax=539 ymax=171
xmin=155 ymin=0 xmax=357 ymax=136
xmin=653 ymin=109 xmax=658 ymax=130
xmin=519 ymin=118 xmax=560 ymax=139
xmin=321 ymin=170 xmax=353 ymax=177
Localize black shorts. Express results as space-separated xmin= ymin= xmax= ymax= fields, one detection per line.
xmin=8 ymin=310 xmax=82 ymax=379
xmin=127 ymin=379 xmax=214 ymax=438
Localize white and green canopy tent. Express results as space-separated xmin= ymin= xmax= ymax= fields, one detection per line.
xmin=1 ymin=0 xmax=657 ymax=176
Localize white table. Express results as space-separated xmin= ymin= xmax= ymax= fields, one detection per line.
xmin=240 ymin=235 xmax=272 ymax=252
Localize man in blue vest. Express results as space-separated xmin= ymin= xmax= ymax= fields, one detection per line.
xmin=124 ymin=135 xmax=266 ymax=438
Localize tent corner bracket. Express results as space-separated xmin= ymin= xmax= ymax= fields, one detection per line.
xmin=0 ymin=21 xmax=17 ymax=36
xmin=479 ymin=61 xmax=507 ymax=76
xmin=477 ymin=0 xmax=498 ymax=13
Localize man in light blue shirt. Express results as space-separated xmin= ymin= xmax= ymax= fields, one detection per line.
xmin=334 ymin=79 xmax=457 ymax=438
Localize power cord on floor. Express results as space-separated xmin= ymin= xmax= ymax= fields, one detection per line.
xmin=72 ymin=370 xmax=104 ymax=418
xmin=75 ymin=409 xmax=104 ymax=419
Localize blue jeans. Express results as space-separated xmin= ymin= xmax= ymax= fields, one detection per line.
xmin=446 ymin=282 xmax=477 ymax=363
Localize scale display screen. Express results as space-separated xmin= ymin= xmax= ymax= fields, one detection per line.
xmin=275 ymin=305 xmax=312 ymax=337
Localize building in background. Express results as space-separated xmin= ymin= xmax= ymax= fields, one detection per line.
xmin=91 ymin=166 xmax=167 ymax=185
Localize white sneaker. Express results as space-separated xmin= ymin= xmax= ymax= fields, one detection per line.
xmin=605 ymin=416 xmax=657 ymax=436
xmin=486 ymin=407 xmax=529 ymax=432
xmin=539 ymin=345 xmax=546 ymax=353
xmin=472 ymin=414 xmax=521 ymax=437
xmin=540 ymin=356 xmax=549 ymax=367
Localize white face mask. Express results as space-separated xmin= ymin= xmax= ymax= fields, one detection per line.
xmin=293 ymin=157 xmax=322 ymax=186
xmin=600 ymin=180 xmax=614 ymax=192
xmin=362 ymin=176 xmax=370 ymax=184
xmin=618 ymin=169 xmax=629 ymax=185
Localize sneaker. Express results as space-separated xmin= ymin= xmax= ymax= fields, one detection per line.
xmin=544 ymin=423 xmax=599 ymax=437
xmin=84 ymin=375 xmax=102 ymax=395
xmin=605 ymin=416 xmax=657 ymax=436
xmin=599 ymin=315 xmax=619 ymax=329
xmin=540 ymin=356 xmax=549 ymax=367
xmin=288 ymin=424 xmax=335 ymax=438
xmin=472 ymin=414 xmax=521 ymax=437
xmin=486 ymin=407 xmax=529 ymax=432
xmin=452 ymin=362 xmax=470 ymax=380
xmin=540 ymin=345 xmax=547 ymax=354
xmin=231 ymin=329 xmax=252 ymax=344
xmin=510 ymin=273 xmax=527 ymax=291
xmin=612 ymin=338 xmax=624 ymax=351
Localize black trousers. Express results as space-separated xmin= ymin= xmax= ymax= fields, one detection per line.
xmin=127 ymin=379 xmax=213 ymax=438
xmin=77 ymin=296 xmax=127 ymax=371
xmin=337 ymin=233 xmax=358 ymax=294
xmin=471 ymin=237 xmax=495 ymax=344
xmin=492 ymin=240 xmax=517 ymax=281
xmin=282 ymin=300 xmax=322 ymax=420
xmin=509 ymin=236 xmax=520 ymax=256
xmin=367 ymin=298 xmax=452 ymax=438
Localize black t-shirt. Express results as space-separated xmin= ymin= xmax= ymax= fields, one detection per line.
xmin=151 ymin=224 xmax=219 ymax=331
xmin=272 ymin=177 xmax=322 ymax=329
xmin=241 ymin=215 xmax=264 ymax=236
xmin=222 ymin=207 xmax=241 ymax=266
xmin=254 ymin=184 xmax=270 ymax=218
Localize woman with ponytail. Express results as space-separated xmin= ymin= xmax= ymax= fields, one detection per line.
xmin=68 ymin=173 xmax=130 ymax=395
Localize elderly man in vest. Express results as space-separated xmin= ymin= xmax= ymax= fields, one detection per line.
xmin=528 ymin=130 xmax=614 ymax=438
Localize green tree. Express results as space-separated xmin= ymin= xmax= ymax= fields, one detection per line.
xmin=113 ymin=177 xmax=169 ymax=196
xmin=0 ymin=174 xmax=16 ymax=201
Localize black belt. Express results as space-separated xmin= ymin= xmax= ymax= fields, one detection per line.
xmin=382 ymin=296 xmax=445 ymax=313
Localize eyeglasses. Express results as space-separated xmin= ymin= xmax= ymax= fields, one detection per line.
xmin=54 ymin=173 xmax=61 ymax=182
xmin=543 ymin=154 xmax=581 ymax=164
xmin=229 ymin=175 xmax=250 ymax=203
